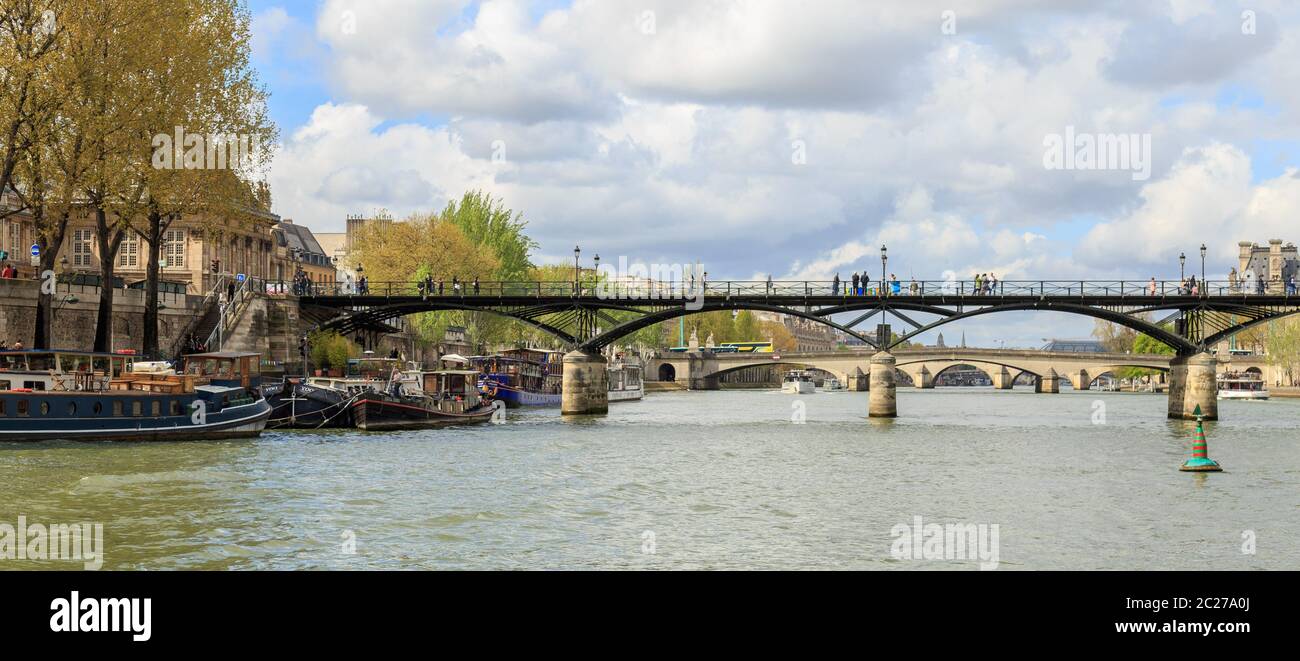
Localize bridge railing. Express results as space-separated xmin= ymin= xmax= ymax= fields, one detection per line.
xmin=294 ymin=278 xmax=1294 ymax=299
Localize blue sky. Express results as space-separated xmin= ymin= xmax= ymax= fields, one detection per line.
xmin=245 ymin=0 xmax=1300 ymax=347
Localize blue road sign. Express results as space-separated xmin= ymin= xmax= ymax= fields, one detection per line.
xmin=30 ymin=243 xmax=39 ymax=258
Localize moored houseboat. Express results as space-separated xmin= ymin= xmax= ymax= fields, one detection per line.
xmin=473 ymin=348 xmax=564 ymax=407
xmin=0 ymin=350 xmax=270 ymax=441
xmin=351 ymin=370 xmax=496 ymax=431
xmin=264 ymin=357 xmax=423 ymax=429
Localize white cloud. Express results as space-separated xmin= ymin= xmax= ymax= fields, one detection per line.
xmin=257 ymin=1 xmax=1300 ymax=346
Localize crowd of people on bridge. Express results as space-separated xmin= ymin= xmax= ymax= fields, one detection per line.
xmin=417 ymin=275 xmax=481 ymax=298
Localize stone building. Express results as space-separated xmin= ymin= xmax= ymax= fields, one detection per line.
xmin=1 ymin=191 xmax=284 ymax=295
xmin=273 ymin=220 xmax=336 ymax=287
xmin=753 ymin=311 xmax=837 ymax=352
xmin=1237 ymin=240 xmax=1298 ymax=292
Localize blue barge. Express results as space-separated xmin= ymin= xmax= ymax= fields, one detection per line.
xmin=0 ymin=350 xmax=270 ymax=441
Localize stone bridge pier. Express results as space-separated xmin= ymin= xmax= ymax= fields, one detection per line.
xmin=1035 ymin=368 xmax=1061 ymax=393
xmin=1167 ymin=352 xmax=1217 ymax=420
xmin=561 ymin=350 xmax=608 ymax=415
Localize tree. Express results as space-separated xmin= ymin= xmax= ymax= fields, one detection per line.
xmin=128 ymin=0 xmax=275 ymax=357
xmin=1092 ymin=319 xmax=1138 ymax=353
xmin=1119 ymin=331 xmax=1176 ymax=380
xmin=441 ymin=190 xmax=536 ymax=280
xmin=1263 ymin=317 xmax=1300 ymax=386
xmin=0 ymin=0 xmax=61 ymax=213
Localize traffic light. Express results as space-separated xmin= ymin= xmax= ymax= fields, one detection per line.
xmin=210 ymin=259 xmax=220 ymax=274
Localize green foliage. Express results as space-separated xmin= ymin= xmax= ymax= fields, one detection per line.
xmin=1264 ymin=317 xmax=1300 ymax=384
xmin=442 ymin=191 xmax=537 ymax=281
xmin=1133 ymin=333 xmax=1175 ymax=355
xmin=1117 ymin=332 xmax=1176 ymax=379
xmin=308 ymin=331 xmax=355 ymax=370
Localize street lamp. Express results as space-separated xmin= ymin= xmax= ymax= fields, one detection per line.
xmin=880 ymin=244 xmax=888 ymax=288
xmin=1179 ymin=252 xmax=1185 ymax=281
xmin=573 ymin=245 xmax=580 ymax=290
xmin=1200 ymin=243 xmax=1206 ymax=284
xmin=593 ymin=254 xmax=600 ymax=284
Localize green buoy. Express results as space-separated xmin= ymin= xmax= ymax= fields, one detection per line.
xmin=1180 ymin=405 xmax=1222 ymax=472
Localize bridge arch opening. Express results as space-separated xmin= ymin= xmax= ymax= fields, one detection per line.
xmin=932 ymin=363 xmax=995 ymax=387
xmin=658 ymin=364 xmax=676 ymax=382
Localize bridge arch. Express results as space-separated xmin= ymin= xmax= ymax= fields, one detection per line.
xmin=582 ymin=301 xmax=877 ymax=351
xmin=809 ymin=301 xmax=1200 ymax=354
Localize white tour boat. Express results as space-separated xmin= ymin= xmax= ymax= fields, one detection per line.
xmin=782 ymin=370 xmax=816 ymax=394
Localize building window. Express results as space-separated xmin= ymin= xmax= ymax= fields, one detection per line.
xmin=118 ymin=233 xmax=139 ymax=268
xmin=72 ymin=229 xmax=93 ymax=267
xmin=164 ymin=229 xmax=186 ymax=268
xmin=4 ymin=221 xmax=22 ymax=256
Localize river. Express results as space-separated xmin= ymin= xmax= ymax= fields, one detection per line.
xmin=2 ymin=387 xmax=1296 ymax=570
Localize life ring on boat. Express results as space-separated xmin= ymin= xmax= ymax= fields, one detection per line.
xmin=11 ymin=388 xmax=31 ymax=392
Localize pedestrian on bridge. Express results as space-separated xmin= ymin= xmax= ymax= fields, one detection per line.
xmin=424 ymin=275 xmax=433 ymax=299
xmin=1147 ymin=277 xmax=1157 ymax=296
xmin=973 ymin=273 xmax=983 ymax=295
xmin=1288 ymin=274 xmax=1296 ymax=295
xmin=861 ymin=272 xmax=869 ymax=294
xmin=452 ymin=276 xmax=460 ymax=294
xmin=473 ymin=277 xmax=480 ymax=295
xmin=832 ymin=273 xmax=840 ymax=295
xmin=851 ymin=272 xmax=859 ymax=295
xmin=438 ymin=277 xmax=444 ymax=295
xmin=766 ymin=274 xmax=773 ymax=294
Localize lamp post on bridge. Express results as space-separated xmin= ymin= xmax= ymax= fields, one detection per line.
xmin=1200 ymin=243 xmax=1206 ymax=287
xmin=593 ymin=254 xmax=600 ymax=291
xmin=573 ymin=245 xmax=580 ymax=294
xmin=1179 ymin=251 xmax=1186 ymax=282
xmin=880 ymin=244 xmax=887 ymax=292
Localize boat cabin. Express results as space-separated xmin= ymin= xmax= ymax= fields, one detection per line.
xmin=183 ymin=352 xmax=263 ymax=389
xmin=421 ymin=369 xmax=483 ymax=414
xmin=0 ymin=350 xmax=135 ymax=392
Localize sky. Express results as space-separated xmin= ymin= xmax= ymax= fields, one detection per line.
xmin=246 ymin=0 xmax=1300 ymax=347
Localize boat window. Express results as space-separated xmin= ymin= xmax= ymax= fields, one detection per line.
xmin=92 ymin=357 xmax=111 ymax=375
xmin=59 ymin=354 xmax=92 ymax=373
xmin=0 ymin=354 xmax=24 ymax=370
xmin=39 ymin=401 xmax=50 ymax=415
xmin=0 ymin=380 xmax=8 ymax=390
xmin=66 ymin=401 xmax=76 ymax=415
xmin=23 ymin=381 xmax=44 ymax=390
xmin=27 ymin=353 xmax=55 ymax=371
xmin=112 ymin=401 xmax=123 ymax=416
xmin=170 ymin=400 xmax=182 ymax=416
xmin=0 ymin=399 xmax=5 ymax=416
xmin=151 ymin=401 xmax=161 ymax=417
xmin=93 ymin=401 xmax=103 ymax=415
xmin=131 ymin=401 xmax=142 ymax=417
xmin=17 ymin=400 xmax=28 ymax=416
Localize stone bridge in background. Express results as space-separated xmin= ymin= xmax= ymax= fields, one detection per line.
xmin=647 ymin=347 xmax=1273 ymax=394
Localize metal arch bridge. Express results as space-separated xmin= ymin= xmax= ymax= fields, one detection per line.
xmin=297 ymin=279 xmax=1300 ymax=355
